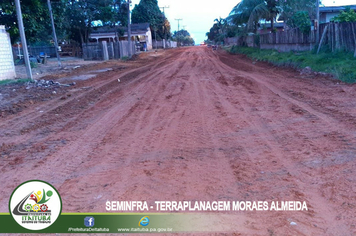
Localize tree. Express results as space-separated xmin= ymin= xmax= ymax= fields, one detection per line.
xmin=172 ymin=30 xmax=194 ymax=46
xmin=131 ymin=0 xmax=171 ymax=40
xmin=0 ymin=0 xmax=128 ymax=45
xmin=206 ymin=17 xmax=237 ymax=43
xmin=227 ymin=0 xmax=315 ymax=33
xmin=278 ymin=0 xmax=315 ymax=25
xmin=331 ymin=7 xmax=356 ymax=23
xmin=288 ymin=11 xmax=311 ymax=33
xmin=227 ymin=0 xmax=270 ymax=33
xmin=65 ymin=0 xmax=120 ymax=44
xmin=0 ymin=0 xmax=62 ymax=44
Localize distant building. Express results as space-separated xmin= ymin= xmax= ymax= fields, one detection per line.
xmin=319 ymin=5 xmax=356 ymax=23
xmin=257 ymin=22 xmax=285 ymax=34
xmin=89 ymin=23 xmax=152 ymax=50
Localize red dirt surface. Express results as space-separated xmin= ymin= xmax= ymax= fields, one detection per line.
xmin=1 ymin=47 xmax=356 ymax=235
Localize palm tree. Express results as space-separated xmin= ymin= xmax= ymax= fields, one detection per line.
xmin=213 ymin=17 xmax=224 ymax=37
xmin=227 ymin=0 xmax=278 ymax=33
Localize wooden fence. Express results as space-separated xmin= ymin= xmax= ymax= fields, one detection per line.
xmin=319 ymin=22 xmax=356 ymax=53
xmin=239 ymin=22 xmax=356 ymax=53
xmin=82 ymin=43 xmax=103 ymax=60
xmin=12 ymin=44 xmax=82 ymax=59
xmin=260 ymin=28 xmax=315 ymax=45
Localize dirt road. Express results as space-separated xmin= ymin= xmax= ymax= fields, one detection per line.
xmin=1 ymin=46 xmax=356 ymax=235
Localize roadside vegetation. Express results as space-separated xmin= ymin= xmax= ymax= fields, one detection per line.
xmin=0 ymin=0 xmax=172 ymax=45
xmin=0 ymin=79 xmax=32 ymax=86
xmin=227 ymin=46 xmax=356 ymax=83
xmin=207 ymin=1 xmax=356 ymax=83
xmin=206 ymin=0 xmax=315 ymax=44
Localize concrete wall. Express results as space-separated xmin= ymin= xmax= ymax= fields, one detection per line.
xmin=152 ymin=40 xmax=177 ymax=49
xmin=83 ymin=41 xmax=136 ymax=60
xmin=0 ymin=25 xmax=16 ymax=81
xmin=146 ymin=30 xmax=153 ymax=50
xmin=152 ymin=40 xmax=164 ymax=49
xmin=119 ymin=41 xmax=136 ymax=58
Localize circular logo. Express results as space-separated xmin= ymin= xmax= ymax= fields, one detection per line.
xmin=9 ymin=180 xmax=62 ymax=230
xmin=139 ymin=216 xmax=150 ymax=226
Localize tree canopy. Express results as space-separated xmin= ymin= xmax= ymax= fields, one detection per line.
xmin=206 ymin=0 xmax=316 ymax=44
xmin=0 ymin=0 xmax=130 ymax=44
xmin=331 ymin=7 xmax=356 ymax=23
xmin=131 ymin=0 xmax=171 ymax=40
xmin=226 ymin=0 xmax=315 ymax=33
xmin=0 ymin=0 xmax=59 ymax=44
xmin=172 ymin=29 xmax=194 ymax=46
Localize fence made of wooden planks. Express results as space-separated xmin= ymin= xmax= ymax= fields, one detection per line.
xmin=319 ymin=22 xmax=356 ymax=53
xmin=82 ymin=43 xmax=103 ymax=60
xmin=260 ymin=28 xmax=315 ymax=45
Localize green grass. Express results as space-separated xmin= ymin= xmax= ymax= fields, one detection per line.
xmin=30 ymin=61 xmax=38 ymax=68
xmin=0 ymin=78 xmax=32 ymax=86
xmin=227 ymin=46 xmax=356 ymax=83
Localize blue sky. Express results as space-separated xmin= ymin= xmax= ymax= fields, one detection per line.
xmin=131 ymin=0 xmax=356 ymax=44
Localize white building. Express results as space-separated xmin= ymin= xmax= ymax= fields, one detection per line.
xmin=89 ymin=23 xmax=153 ymax=50
xmin=0 ymin=25 xmax=16 ymax=81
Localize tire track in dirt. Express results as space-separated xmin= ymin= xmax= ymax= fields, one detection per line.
xmin=212 ymin=48 xmax=356 ymax=235
xmin=1 ymin=47 xmax=356 ymax=235
xmin=0 ymin=50 xmax=184 ymax=162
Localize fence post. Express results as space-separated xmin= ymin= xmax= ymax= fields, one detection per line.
xmin=335 ymin=23 xmax=340 ymax=51
xmin=114 ymin=42 xmax=119 ymax=59
xmin=102 ymin=41 xmax=109 ymax=60
xmin=119 ymin=41 xmax=124 ymax=58
xmin=109 ymin=42 xmax=114 ymax=59
xmin=351 ymin=22 xmax=356 ymax=57
xmin=317 ymin=24 xmax=328 ymax=54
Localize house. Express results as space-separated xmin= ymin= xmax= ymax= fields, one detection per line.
xmin=89 ymin=23 xmax=152 ymax=50
xmin=257 ymin=22 xmax=285 ymax=34
xmin=319 ymin=5 xmax=356 ymax=23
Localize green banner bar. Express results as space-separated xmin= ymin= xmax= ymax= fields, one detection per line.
xmin=0 ymin=213 xmax=238 ymax=233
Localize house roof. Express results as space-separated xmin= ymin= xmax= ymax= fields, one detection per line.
xmin=129 ymin=23 xmax=150 ymax=31
xmin=92 ymin=23 xmax=150 ymax=34
xmin=90 ymin=23 xmax=151 ymax=39
xmin=319 ymin=5 xmax=356 ymax=13
xmin=259 ymin=22 xmax=284 ymax=29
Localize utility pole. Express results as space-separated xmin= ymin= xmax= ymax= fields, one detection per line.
xmin=152 ymin=20 xmax=158 ymax=50
xmin=316 ymin=0 xmax=320 ymax=44
xmin=160 ymin=5 xmax=169 ymax=15
xmin=127 ymin=0 xmax=132 ymax=57
xmin=160 ymin=5 xmax=170 ymax=40
xmin=47 ymin=0 xmax=61 ymax=67
xmin=14 ymin=0 xmax=32 ymax=80
xmin=175 ymin=18 xmax=182 ymax=47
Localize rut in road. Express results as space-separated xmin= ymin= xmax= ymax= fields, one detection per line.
xmin=1 ymin=47 xmax=356 ymax=235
